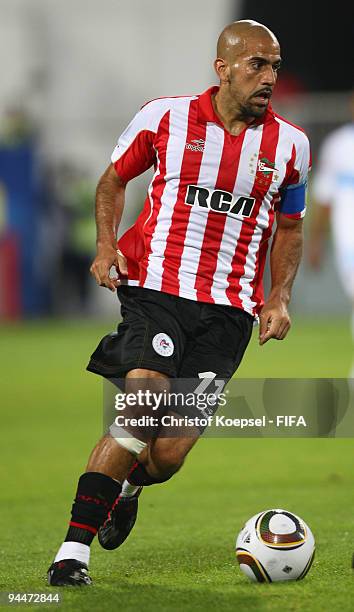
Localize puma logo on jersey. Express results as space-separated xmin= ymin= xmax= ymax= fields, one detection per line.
xmin=185 ymin=138 xmax=205 ymax=152
xmin=185 ymin=185 xmax=255 ymax=218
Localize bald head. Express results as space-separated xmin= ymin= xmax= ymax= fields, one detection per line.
xmin=213 ymin=20 xmax=281 ymax=121
xmin=217 ymin=20 xmax=279 ymax=60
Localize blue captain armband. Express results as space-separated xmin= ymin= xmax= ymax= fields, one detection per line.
xmin=278 ymin=181 xmax=307 ymax=219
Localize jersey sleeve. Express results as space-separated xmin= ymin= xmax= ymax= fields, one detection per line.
xmin=278 ymin=134 xmax=311 ymax=219
xmin=111 ymin=100 xmax=163 ymax=182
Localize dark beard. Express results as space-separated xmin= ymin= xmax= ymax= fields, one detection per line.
xmin=238 ymin=101 xmax=267 ymax=119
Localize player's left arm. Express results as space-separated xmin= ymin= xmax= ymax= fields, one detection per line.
xmin=259 ymin=133 xmax=310 ymax=346
xmin=259 ymin=214 xmax=303 ymax=345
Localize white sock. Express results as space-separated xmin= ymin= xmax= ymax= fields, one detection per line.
xmin=120 ymin=479 xmax=140 ymax=498
xmin=54 ymin=542 xmax=90 ymax=566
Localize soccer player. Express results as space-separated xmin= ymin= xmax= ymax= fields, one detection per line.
xmin=48 ymin=19 xmax=310 ymax=586
xmin=308 ymin=92 xmax=354 ymax=374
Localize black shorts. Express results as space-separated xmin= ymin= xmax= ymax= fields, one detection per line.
xmin=87 ymin=286 xmax=253 ymax=381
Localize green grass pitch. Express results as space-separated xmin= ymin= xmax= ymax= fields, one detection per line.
xmin=1 ymin=316 xmax=354 ymax=611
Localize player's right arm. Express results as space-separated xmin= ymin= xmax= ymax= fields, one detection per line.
xmin=90 ymin=99 xmax=163 ymax=291
xmin=90 ymin=164 xmax=127 ymax=292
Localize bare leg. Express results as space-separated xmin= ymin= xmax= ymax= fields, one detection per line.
xmin=135 ymin=413 xmax=201 ymax=480
xmin=86 ymin=435 xmax=135 ymax=482
xmin=147 ymin=433 xmax=199 ymax=479
xmin=86 ymin=368 xmax=170 ymax=481
xmin=49 ymin=368 xmax=171 ymax=581
xmin=95 ymin=410 xmax=201 ymax=554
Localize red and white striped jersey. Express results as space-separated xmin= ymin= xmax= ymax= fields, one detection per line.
xmin=112 ymin=86 xmax=310 ymax=316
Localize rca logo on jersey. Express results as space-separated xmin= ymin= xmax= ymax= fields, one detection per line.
xmin=185 ymin=138 xmax=205 ymax=152
xmin=185 ymin=185 xmax=255 ymax=218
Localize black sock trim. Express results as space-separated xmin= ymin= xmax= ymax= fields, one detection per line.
xmin=127 ymin=462 xmax=172 ymax=486
xmin=64 ymin=472 xmax=122 ymax=545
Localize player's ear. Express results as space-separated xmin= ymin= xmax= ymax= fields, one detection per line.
xmin=214 ymin=58 xmax=230 ymax=84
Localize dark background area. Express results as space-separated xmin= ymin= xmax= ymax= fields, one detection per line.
xmin=239 ymin=1 xmax=354 ymax=91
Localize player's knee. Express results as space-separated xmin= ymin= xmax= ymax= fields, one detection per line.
xmin=126 ymin=368 xmax=169 ymax=379
xmin=150 ymin=446 xmax=184 ymax=477
xmin=125 ymin=370 xmax=171 ymax=412
xmin=126 ymin=369 xmax=170 ymax=392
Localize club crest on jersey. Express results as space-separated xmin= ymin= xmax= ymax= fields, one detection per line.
xmin=185 ymin=185 xmax=255 ymax=218
xmin=249 ymin=152 xmax=279 ymax=184
xmin=185 ymin=138 xmax=205 ymax=152
xmin=152 ymin=333 xmax=174 ymax=357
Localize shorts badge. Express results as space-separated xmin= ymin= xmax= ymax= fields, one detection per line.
xmin=152 ymin=333 xmax=174 ymax=357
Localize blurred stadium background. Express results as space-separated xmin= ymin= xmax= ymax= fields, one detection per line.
xmin=1 ymin=2 xmax=354 ymax=608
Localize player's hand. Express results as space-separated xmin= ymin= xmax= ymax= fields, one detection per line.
xmin=90 ymin=245 xmax=128 ymax=292
xmin=259 ymin=298 xmax=291 ymax=345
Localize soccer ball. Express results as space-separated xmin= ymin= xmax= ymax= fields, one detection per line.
xmin=236 ymin=509 xmax=315 ymax=582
